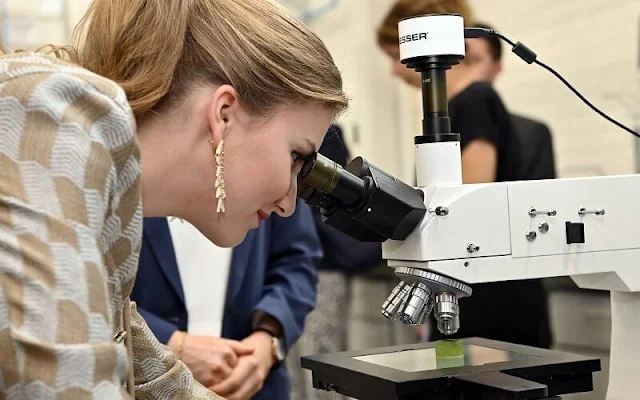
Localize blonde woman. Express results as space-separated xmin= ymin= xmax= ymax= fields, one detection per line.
xmin=0 ymin=0 xmax=347 ymax=398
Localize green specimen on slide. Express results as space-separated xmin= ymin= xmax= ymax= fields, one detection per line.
xmin=435 ymin=339 xmax=464 ymax=358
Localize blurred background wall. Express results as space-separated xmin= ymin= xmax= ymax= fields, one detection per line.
xmin=0 ymin=0 xmax=89 ymax=50
xmin=474 ymin=1 xmax=640 ymax=178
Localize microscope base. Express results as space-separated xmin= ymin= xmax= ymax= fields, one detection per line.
xmin=301 ymin=338 xmax=600 ymax=400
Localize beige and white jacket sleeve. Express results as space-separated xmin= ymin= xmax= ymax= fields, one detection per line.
xmin=0 ymin=52 xmax=222 ymax=399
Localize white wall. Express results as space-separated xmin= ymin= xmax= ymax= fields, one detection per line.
xmin=474 ymin=0 xmax=640 ymax=177
xmin=1 ymin=0 xmax=88 ymax=49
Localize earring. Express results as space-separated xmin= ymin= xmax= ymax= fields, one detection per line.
xmin=210 ymin=138 xmax=226 ymax=213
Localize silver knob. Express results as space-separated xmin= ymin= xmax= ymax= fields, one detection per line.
xmin=579 ymin=208 xmax=605 ymax=216
xmin=538 ymin=221 xmax=549 ymax=234
xmin=525 ymin=230 xmax=537 ymax=241
xmin=428 ymin=206 xmax=449 ymax=216
xmin=529 ymin=207 xmax=557 ymax=218
xmin=466 ymin=244 xmax=480 ymax=253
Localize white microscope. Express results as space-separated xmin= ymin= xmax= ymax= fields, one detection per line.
xmin=298 ymin=13 xmax=639 ymax=400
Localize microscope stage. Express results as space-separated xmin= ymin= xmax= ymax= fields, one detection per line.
xmin=301 ymin=338 xmax=600 ymax=400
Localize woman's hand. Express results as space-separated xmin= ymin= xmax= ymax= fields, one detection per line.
xmin=210 ymin=331 xmax=274 ymax=400
xmin=168 ymin=332 xmax=254 ymax=387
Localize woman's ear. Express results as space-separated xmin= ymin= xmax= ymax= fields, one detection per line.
xmin=207 ymin=84 xmax=240 ymax=143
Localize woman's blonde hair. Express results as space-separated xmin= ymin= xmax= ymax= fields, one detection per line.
xmin=60 ymin=0 xmax=347 ymax=121
xmin=377 ymin=0 xmax=474 ymax=47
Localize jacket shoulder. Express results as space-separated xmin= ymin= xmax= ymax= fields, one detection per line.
xmin=0 ymin=52 xmax=130 ymax=112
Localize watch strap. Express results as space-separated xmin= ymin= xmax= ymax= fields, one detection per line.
xmin=253 ymin=326 xmax=278 ymax=337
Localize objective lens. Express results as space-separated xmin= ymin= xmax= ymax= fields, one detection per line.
xmin=433 ymin=292 xmax=460 ymax=335
xmin=381 ymin=281 xmax=411 ymax=321
xmin=398 ymin=282 xmax=431 ymax=325
xmin=298 ymin=153 xmax=366 ymax=206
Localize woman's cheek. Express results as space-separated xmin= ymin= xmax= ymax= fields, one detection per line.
xmin=270 ymin=162 xmax=295 ymax=201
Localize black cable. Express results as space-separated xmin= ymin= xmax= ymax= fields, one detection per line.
xmin=464 ymin=28 xmax=639 ymax=138
xmin=494 ymin=32 xmax=516 ymax=48
xmin=533 ymin=59 xmax=639 ymax=138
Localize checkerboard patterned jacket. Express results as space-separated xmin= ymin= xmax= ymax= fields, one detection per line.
xmin=0 ymin=52 xmax=222 ymax=399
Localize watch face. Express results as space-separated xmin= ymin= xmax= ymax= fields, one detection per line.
xmin=273 ymin=337 xmax=286 ymax=362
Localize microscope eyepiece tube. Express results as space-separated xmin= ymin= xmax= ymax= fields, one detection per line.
xmin=422 ymin=68 xmax=451 ymax=135
xmin=397 ymin=14 xmax=465 ymax=187
xmin=298 ymin=153 xmax=366 ymax=206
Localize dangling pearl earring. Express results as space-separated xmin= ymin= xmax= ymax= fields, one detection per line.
xmin=210 ymin=138 xmax=226 ymax=213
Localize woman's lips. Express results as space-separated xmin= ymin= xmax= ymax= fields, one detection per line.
xmin=258 ymin=210 xmax=270 ymax=222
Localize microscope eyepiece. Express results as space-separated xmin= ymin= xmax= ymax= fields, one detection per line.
xmin=298 ymin=153 xmax=366 ymax=206
xmin=297 ymin=152 xmax=426 ymax=242
xmin=296 ymin=180 xmax=337 ymax=210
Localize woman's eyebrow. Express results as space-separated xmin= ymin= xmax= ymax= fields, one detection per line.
xmin=304 ymin=138 xmax=318 ymax=154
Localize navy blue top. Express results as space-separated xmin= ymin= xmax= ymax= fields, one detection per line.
xmin=131 ymin=201 xmax=322 ymax=400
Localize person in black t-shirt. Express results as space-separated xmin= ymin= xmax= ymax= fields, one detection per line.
xmin=447 ymin=80 xmax=523 ymax=183
xmin=466 ymin=21 xmax=557 ymax=181
xmin=375 ymin=0 xmax=552 ymax=348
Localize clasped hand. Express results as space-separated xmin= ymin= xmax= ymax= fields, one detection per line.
xmin=173 ymin=332 xmax=275 ymax=400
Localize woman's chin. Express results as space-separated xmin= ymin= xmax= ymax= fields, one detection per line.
xmin=194 ymin=222 xmax=248 ymax=248
xmin=211 ymin=230 xmax=247 ymax=248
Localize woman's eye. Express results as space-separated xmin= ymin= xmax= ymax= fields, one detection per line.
xmin=291 ymin=151 xmax=304 ymax=165
xmin=291 ymin=152 xmax=306 ymax=173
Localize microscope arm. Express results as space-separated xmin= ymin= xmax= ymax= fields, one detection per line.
xmin=383 ymin=174 xmax=640 ymax=292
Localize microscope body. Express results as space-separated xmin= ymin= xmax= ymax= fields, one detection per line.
xmin=383 ymin=149 xmax=640 ymax=400
xmin=383 ymin=174 xmax=640 ymax=293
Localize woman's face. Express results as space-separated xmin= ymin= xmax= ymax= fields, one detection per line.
xmin=191 ymin=88 xmax=332 ymax=247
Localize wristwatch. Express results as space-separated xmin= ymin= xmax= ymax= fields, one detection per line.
xmin=254 ymin=327 xmax=286 ymax=366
